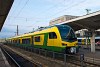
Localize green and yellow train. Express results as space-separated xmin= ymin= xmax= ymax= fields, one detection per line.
xmin=6 ymin=25 xmax=78 ymax=53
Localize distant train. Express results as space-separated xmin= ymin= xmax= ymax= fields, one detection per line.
xmin=77 ymin=37 xmax=100 ymax=45
xmin=6 ymin=25 xmax=78 ymax=54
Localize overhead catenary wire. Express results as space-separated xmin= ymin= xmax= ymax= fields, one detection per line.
xmin=7 ymin=0 xmax=86 ymax=27
xmin=15 ymin=0 xmax=30 ymax=17
xmin=5 ymin=0 xmax=30 ymax=28
xmin=37 ymin=0 xmax=68 ymax=15
xmin=6 ymin=0 xmax=88 ymax=34
xmin=9 ymin=0 xmax=23 ymax=17
xmin=6 ymin=0 xmax=88 ymax=27
xmin=28 ymin=0 xmax=87 ymax=20
xmin=36 ymin=0 xmax=72 ymax=20
xmin=7 ymin=0 xmax=84 ymax=23
xmin=48 ymin=0 xmax=87 ymax=18
xmin=8 ymin=0 xmax=68 ymax=21
xmin=7 ymin=16 xmax=48 ymax=21
xmin=36 ymin=0 xmax=74 ymax=20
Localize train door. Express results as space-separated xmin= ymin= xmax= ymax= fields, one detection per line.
xmin=47 ymin=32 xmax=59 ymax=47
xmin=43 ymin=33 xmax=48 ymax=46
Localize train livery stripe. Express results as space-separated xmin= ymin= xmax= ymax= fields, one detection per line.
xmin=43 ymin=33 xmax=48 ymax=46
xmin=34 ymin=45 xmax=65 ymax=52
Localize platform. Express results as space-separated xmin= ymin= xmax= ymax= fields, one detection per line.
xmin=81 ymin=45 xmax=100 ymax=50
xmin=79 ymin=47 xmax=100 ymax=58
xmin=79 ymin=47 xmax=100 ymax=64
xmin=0 ymin=48 xmax=11 ymax=67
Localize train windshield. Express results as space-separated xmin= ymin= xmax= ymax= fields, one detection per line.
xmin=57 ymin=25 xmax=77 ymax=42
xmin=66 ymin=29 xmax=77 ymax=42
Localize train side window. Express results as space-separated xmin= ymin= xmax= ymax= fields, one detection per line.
xmin=49 ymin=32 xmax=57 ymax=39
xmin=22 ymin=38 xmax=30 ymax=44
xmin=18 ymin=39 xmax=20 ymax=44
xmin=35 ymin=36 xmax=40 ymax=42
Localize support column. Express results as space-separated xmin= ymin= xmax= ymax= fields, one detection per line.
xmin=86 ymin=37 xmax=88 ymax=45
xmin=91 ymin=31 xmax=95 ymax=53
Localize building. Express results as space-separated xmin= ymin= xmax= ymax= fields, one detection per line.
xmin=49 ymin=15 xmax=79 ymax=26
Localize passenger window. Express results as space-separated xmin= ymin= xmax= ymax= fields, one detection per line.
xmin=22 ymin=38 xmax=30 ymax=44
xmin=18 ymin=39 xmax=20 ymax=44
xmin=35 ymin=36 xmax=40 ymax=42
xmin=49 ymin=32 xmax=57 ymax=39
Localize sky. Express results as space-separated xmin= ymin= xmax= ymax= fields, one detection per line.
xmin=0 ymin=0 xmax=100 ymax=38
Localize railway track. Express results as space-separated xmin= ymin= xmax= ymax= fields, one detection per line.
xmin=0 ymin=46 xmax=42 ymax=67
xmin=2 ymin=44 xmax=100 ymax=67
xmin=1 ymin=47 xmax=21 ymax=67
xmin=22 ymin=46 xmax=100 ymax=67
xmin=38 ymin=49 xmax=100 ymax=67
xmin=66 ymin=56 xmax=100 ymax=67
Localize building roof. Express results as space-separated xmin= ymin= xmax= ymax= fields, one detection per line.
xmin=0 ymin=0 xmax=14 ymax=31
xmin=58 ymin=10 xmax=100 ymax=31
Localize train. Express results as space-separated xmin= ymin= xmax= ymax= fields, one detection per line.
xmin=77 ymin=37 xmax=100 ymax=45
xmin=6 ymin=25 xmax=78 ymax=54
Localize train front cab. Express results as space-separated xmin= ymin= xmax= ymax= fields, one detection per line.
xmin=56 ymin=25 xmax=78 ymax=54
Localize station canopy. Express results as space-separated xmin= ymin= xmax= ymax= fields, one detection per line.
xmin=59 ymin=11 xmax=100 ymax=31
xmin=0 ymin=0 xmax=14 ymax=31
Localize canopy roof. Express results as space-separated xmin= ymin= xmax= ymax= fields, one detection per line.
xmin=0 ymin=0 xmax=14 ymax=31
xmin=59 ymin=11 xmax=100 ymax=31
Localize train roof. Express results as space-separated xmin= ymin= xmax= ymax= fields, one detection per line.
xmin=8 ymin=25 xmax=71 ymax=39
xmin=8 ymin=25 xmax=70 ymax=39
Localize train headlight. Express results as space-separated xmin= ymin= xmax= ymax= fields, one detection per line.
xmin=70 ymin=47 xmax=76 ymax=53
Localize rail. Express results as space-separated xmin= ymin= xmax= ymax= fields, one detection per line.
xmin=3 ymin=44 xmax=100 ymax=67
xmin=0 ymin=46 xmax=42 ymax=67
xmin=1 ymin=47 xmax=21 ymax=67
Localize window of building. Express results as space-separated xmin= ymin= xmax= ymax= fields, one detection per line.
xmin=49 ymin=32 xmax=57 ymax=39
